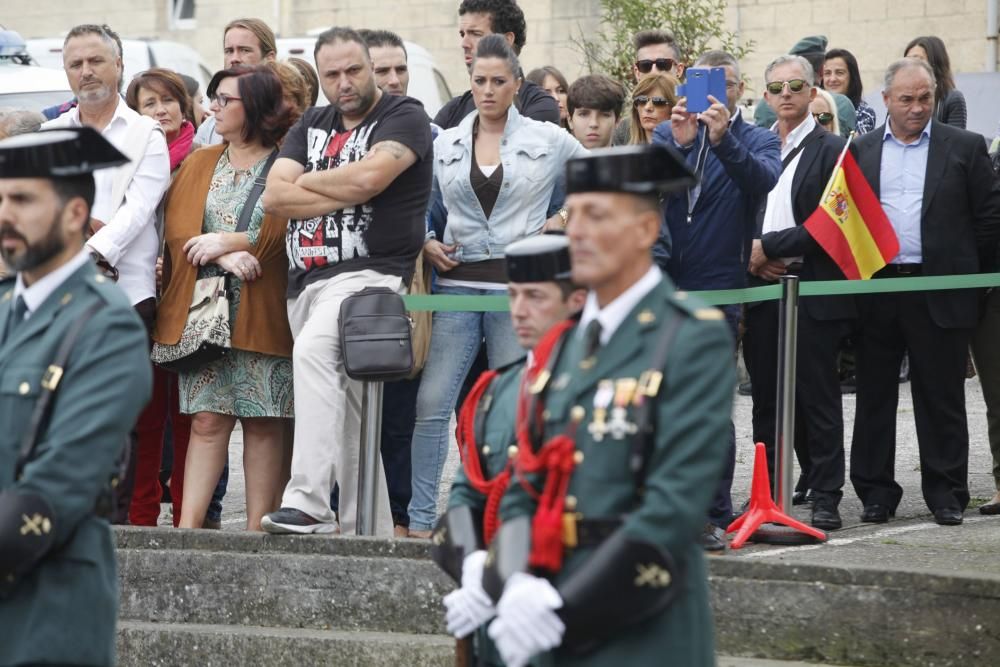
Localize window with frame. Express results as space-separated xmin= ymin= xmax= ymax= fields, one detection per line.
xmin=168 ymin=0 xmax=196 ymax=29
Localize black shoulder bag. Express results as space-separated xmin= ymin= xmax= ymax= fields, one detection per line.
xmin=339 ymin=286 xmax=414 ymax=381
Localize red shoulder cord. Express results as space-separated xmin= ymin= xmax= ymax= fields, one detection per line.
xmin=455 ymin=368 xmax=508 ymax=543
xmin=513 ymin=319 xmax=578 ymax=574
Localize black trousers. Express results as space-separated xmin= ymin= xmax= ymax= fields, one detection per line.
xmin=112 ymin=297 xmax=156 ymax=524
xmin=850 ymin=290 xmax=971 ymax=512
xmin=744 ymin=300 xmax=847 ymax=502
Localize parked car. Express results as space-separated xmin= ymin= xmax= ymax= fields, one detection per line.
xmin=26 ymin=37 xmax=214 ymax=92
xmin=276 ymin=37 xmax=452 ymax=117
xmin=0 ymin=28 xmax=72 ymax=112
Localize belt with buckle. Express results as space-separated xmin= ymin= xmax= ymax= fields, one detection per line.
xmin=563 ymin=514 xmax=622 ymax=549
xmin=877 ymin=263 xmax=922 ymax=277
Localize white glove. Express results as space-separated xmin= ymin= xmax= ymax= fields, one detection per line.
xmin=488 ymin=572 xmax=565 ymax=667
xmin=443 ymin=550 xmax=495 ymax=638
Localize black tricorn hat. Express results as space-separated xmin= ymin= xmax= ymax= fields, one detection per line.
xmin=0 ymin=127 xmax=129 ymax=178
xmin=506 ymin=232 xmax=572 ymax=283
xmin=565 ymin=144 xmax=696 ymax=196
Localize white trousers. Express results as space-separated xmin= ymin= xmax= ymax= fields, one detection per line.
xmin=283 ymin=269 xmax=401 ymax=536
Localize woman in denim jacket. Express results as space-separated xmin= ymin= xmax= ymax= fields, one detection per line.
xmin=407 ymin=35 xmax=587 ymax=537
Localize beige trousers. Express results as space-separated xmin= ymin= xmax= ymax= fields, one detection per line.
xmin=283 ymin=269 xmax=402 ymax=536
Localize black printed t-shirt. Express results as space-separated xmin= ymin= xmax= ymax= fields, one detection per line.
xmin=279 ymin=93 xmax=433 ymax=297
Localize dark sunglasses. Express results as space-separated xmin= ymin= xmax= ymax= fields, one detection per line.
xmin=635 ymin=58 xmax=676 ymax=74
xmin=765 ymin=79 xmax=808 ymax=95
xmin=813 ymin=112 xmax=834 ymax=125
xmin=634 ymin=95 xmax=671 ymax=108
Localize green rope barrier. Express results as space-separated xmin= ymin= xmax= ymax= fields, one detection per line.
xmin=402 ymin=272 xmax=1000 ymax=311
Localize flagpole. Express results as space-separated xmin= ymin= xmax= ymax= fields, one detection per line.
xmin=819 ymin=131 xmax=856 ymax=201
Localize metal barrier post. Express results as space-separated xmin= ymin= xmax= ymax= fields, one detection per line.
xmin=356 ymin=380 xmax=384 ymax=536
xmin=774 ymin=275 xmax=799 ymax=513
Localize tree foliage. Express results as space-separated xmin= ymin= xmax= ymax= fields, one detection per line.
xmin=576 ymin=0 xmax=754 ymax=89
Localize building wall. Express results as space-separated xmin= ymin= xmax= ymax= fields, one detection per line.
xmin=4 ymin=0 xmax=993 ymax=98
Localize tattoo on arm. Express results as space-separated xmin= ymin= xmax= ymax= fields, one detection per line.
xmin=370 ymin=140 xmax=410 ymax=160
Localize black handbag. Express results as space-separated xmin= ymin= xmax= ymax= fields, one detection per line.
xmin=339 ymin=286 xmax=414 ymax=381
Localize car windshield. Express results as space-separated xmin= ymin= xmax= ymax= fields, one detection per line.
xmin=0 ymin=91 xmax=71 ymax=113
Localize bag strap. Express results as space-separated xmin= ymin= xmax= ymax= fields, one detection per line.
xmin=629 ymin=311 xmax=685 ymax=487
xmin=16 ymin=301 xmax=104 ymax=477
xmin=235 ymin=150 xmax=279 ymax=234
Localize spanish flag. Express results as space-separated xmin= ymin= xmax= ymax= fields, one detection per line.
xmin=804 ymin=145 xmax=899 ymax=280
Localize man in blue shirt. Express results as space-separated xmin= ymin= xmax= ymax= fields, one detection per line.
xmin=851 ymin=58 xmax=1000 ymax=526
xmin=652 ymin=50 xmax=781 ymax=549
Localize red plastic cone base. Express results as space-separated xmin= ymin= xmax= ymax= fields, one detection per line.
xmin=726 ymin=442 xmax=827 ymax=550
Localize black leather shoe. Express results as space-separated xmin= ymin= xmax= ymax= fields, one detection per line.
xmin=700 ymin=523 xmax=727 ymax=552
xmin=860 ymin=504 xmax=893 ymax=523
xmin=792 ymin=489 xmax=816 ymax=506
xmin=811 ymin=502 xmax=842 ymax=530
xmin=933 ymin=508 xmax=963 ymax=526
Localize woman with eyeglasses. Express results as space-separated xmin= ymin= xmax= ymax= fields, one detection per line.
xmin=821 ymin=48 xmax=876 ymax=134
xmin=627 ymin=72 xmax=678 ymax=144
xmin=526 ymin=65 xmax=571 ymax=130
xmin=124 ymin=68 xmax=200 ymax=528
xmin=408 ymin=35 xmax=587 ymax=537
xmin=153 ymin=65 xmax=297 ymax=531
xmin=904 ymin=36 xmax=966 ymax=129
xmin=811 ymin=88 xmax=840 ymax=136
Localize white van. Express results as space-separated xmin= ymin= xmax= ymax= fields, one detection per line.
xmin=0 ymin=62 xmax=72 ymax=112
xmin=276 ymin=37 xmax=451 ymax=117
xmin=26 ymin=38 xmax=214 ymax=93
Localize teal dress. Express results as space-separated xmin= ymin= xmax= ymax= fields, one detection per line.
xmin=179 ymin=150 xmax=293 ymax=418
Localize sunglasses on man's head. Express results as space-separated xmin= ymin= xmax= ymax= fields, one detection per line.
xmin=765 ymin=79 xmax=808 ymax=95
xmin=635 ymin=58 xmax=676 ymax=74
xmin=634 ymin=96 xmax=671 ymax=108
xmin=813 ymin=112 xmax=834 ymax=125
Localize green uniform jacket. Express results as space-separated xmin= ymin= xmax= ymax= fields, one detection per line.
xmin=501 ymin=277 xmax=735 ymax=667
xmin=448 ymin=361 xmax=523 ymax=667
xmin=0 ymin=263 xmax=152 ymax=667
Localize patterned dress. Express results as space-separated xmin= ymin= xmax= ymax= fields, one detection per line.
xmin=179 ymin=149 xmax=294 ymax=418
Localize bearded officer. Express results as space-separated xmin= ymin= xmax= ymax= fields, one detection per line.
xmin=431 ymin=233 xmax=587 ymax=666
xmin=0 ymin=127 xmax=153 ymax=666
xmin=482 ymin=144 xmax=736 ymax=667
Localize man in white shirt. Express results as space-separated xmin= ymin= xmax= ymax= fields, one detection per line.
xmin=44 ymin=24 xmax=169 ymax=523
xmin=744 ymin=55 xmax=852 ymax=530
xmin=44 ymin=24 xmax=169 ymax=322
xmin=195 ymin=18 xmax=277 ymax=146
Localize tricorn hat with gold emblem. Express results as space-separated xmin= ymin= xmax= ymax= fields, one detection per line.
xmin=506 ymin=232 xmax=573 ymax=283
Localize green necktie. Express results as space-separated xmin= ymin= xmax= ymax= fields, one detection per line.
xmin=584 ymin=319 xmax=603 ymax=358
xmin=3 ymin=295 xmax=27 ymax=345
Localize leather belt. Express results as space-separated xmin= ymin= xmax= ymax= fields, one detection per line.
xmin=876 ymin=263 xmax=922 ymax=277
xmin=563 ymin=514 xmax=623 ymax=549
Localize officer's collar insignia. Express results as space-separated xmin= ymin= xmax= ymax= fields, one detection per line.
xmin=635 ymin=563 xmax=672 ymax=588
xmin=552 ymin=373 xmax=571 ymax=390
xmin=674 ymin=290 xmax=688 ymax=300
xmin=694 ymin=307 xmax=725 ymax=321
xmin=579 ymin=358 xmax=595 ymax=370
xmin=60 ymin=292 xmax=73 ymax=305
xmin=637 ymin=309 xmax=656 ymax=324
xmin=1 ymin=292 xmax=10 ymax=302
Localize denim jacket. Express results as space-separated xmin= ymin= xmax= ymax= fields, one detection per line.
xmin=428 ymin=105 xmax=586 ymax=262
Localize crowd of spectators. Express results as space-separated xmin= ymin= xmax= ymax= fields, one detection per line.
xmin=4 ymin=0 xmax=1000 ymax=541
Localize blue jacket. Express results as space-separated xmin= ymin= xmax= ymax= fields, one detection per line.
xmin=652 ymin=111 xmax=781 ymax=290
xmin=427 ymin=105 xmax=586 ymax=263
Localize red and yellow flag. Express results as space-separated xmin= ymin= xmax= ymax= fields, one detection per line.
xmin=804 ymin=150 xmax=899 ymax=280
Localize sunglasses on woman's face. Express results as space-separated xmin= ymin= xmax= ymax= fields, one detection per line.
xmin=813 ymin=112 xmax=834 ymax=125
xmin=635 ymin=58 xmax=676 ymax=74
xmin=765 ymin=79 xmax=808 ymax=95
xmin=634 ymin=96 xmax=671 ymax=108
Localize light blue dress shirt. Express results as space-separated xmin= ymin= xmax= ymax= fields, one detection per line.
xmin=880 ymin=120 xmax=931 ymax=263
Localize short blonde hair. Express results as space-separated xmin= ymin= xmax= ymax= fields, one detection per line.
xmin=812 ymin=88 xmax=840 ymax=136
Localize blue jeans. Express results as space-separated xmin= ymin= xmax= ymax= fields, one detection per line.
xmin=407 ymin=285 xmax=522 ymax=531
xmin=709 ymin=304 xmax=741 ymax=527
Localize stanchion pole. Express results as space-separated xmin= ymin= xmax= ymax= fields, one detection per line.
xmin=356 ymin=380 xmax=384 ymax=536
xmin=774 ymin=275 xmax=799 ymax=512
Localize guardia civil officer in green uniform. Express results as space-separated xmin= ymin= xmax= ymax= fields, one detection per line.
xmin=0 ymin=127 xmax=153 ymax=666
xmin=431 ymin=233 xmax=587 ymax=666
xmin=481 ymin=145 xmax=736 ymax=667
